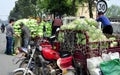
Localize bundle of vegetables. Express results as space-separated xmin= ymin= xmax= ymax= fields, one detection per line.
xmin=13 ymin=19 xmax=52 ymax=38
xmin=59 ymin=18 xmax=108 ymax=44
xmin=36 ymin=21 xmax=52 ymax=37
xmin=58 ymin=18 xmax=118 ymax=49
xmin=109 ymin=37 xmax=118 ymax=47
xmin=14 ymin=19 xmax=38 ymax=38
xmin=42 ymin=21 xmax=52 ymax=37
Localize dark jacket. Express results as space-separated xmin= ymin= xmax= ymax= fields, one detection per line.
xmin=21 ymin=25 xmax=30 ymax=39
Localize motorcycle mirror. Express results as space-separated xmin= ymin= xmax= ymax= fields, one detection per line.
xmin=50 ymin=35 xmax=56 ymax=39
xmin=56 ymin=28 xmax=60 ymax=32
xmin=39 ymin=46 xmax=42 ymax=51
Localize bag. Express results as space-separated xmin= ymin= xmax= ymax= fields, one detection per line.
xmin=100 ymin=59 xmax=120 ymax=75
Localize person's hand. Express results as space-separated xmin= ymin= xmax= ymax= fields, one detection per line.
xmin=96 ymin=15 xmax=99 ymax=18
xmin=14 ymin=34 xmax=20 ymax=38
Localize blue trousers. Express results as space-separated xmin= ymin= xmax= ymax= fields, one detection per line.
xmin=5 ymin=37 xmax=13 ymax=55
xmin=21 ymin=38 xmax=30 ymax=48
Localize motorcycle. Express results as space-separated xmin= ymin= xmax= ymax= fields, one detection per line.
xmin=12 ymin=47 xmax=29 ymax=65
xmin=12 ymin=48 xmax=35 ymax=75
xmin=12 ymin=28 xmax=76 ymax=75
xmin=39 ymin=40 xmax=76 ymax=75
xmin=12 ymin=43 xmax=39 ymax=75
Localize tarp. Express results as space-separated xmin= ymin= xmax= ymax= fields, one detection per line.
xmin=100 ymin=59 xmax=120 ymax=75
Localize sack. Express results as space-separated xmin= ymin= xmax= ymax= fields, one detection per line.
xmin=109 ymin=52 xmax=119 ymax=60
xmin=87 ymin=57 xmax=103 ymax=69
xmin=102 ymin=52 xmax=119 ymax=61
xmin=100 ymin=59 xmax=120 ymax=75
xmin=89 ymin=68 xmax=102 ymax=75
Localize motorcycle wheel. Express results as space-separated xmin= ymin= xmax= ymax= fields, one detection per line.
xmin=38 ymin=67 xmax=52 ymax=75
xmin=13 ymin=70 xmax=34 ymax=75
xmin=19 ymin=59 xmax=28 ymax=68
xmin=19 ymin=59 xmax=39 ymax=75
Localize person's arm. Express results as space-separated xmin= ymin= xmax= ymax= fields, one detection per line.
xmin=11 ymin=26 xmax=15 ymax=35
xmin=12 ymin=27 xmax=20 ymax=37
xmin=96 ymin=17 xmax=101 ymax=22
xmin=61 ymin=19 xmax=63 ymax=25
xmin=21 ymin=28 xmax=26 ymax=36
xmin=52 ymin=20 xmax=54 ymax=28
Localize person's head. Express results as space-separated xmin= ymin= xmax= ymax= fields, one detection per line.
xmin=98 ymin=11 xmax=104 ymax=16
xmin=19 ymin=22 xmax=24 ymax=28
xmin=9 ymin=19 xmax=15 ymax=25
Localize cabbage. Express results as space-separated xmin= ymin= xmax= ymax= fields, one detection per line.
xmin=14 ymin=19 xmax=52 ymax=38
xmin=58 ymin=18 xmax=118 ymax=49
xmin=59 ymin=18 xmax=108 ymax=46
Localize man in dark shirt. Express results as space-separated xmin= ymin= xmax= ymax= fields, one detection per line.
xmin=1 ymin=23 xmax=5 ymax=33
xmin=20 ymin=23 xmax=30 ymax=48
xmin=96 ymin=12 xmax=113 ymax=35
xmin=5 ymin=19 xmax=15 ymax=55
xmin=52 ymin=16 xmax=63 ymax=35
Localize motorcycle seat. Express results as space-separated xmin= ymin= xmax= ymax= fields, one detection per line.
xmin=60 ymin=51 xmax=71 ymax=58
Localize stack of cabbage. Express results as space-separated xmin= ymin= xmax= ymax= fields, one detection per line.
xmin=13 ymin=19 xmax=52 ymax=38
xmin=59 ymin=18 xmax=107 ymax=44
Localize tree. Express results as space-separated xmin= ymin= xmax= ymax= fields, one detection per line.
xmin=87 ymin=0 xmax=93 ymax=18
xmin=106 ymin=5 xmax=120 ymax=18
xmin=36 ymin=0 xmax=76 ymax=18
xmin=36 ymin=0 xmax=50 ymax=17
xmin=9 ymin=0 xmax=37 ymax=20
xmin=9 ymin=0 xmax=96 ymax=20
xmin=46 ymin=0 xmax=74 ymax=17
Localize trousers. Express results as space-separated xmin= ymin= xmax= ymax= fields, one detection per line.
xmin=5 ymin=37 xmax=13 ymax=55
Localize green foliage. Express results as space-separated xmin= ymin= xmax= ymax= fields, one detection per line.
xmin=13 ymin=19 xmax=52 ymax=38
xmin=9 ymin=0 xmax=94 ymax=19
xmin=59 ymin=18 xmax=107 ymax=44
xmin=106 ymin=5 xmax=120 ymax=18
xmin=46 ymin=0 xmax=75 ymax=16
xmin=9 ymin=0 xmax=37 ymax=20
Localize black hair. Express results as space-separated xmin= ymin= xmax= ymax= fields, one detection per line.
xmin=19 ymin=22 xmax=24 ymax=26
xmin=9 ymin=19 xmax=15 ymax=23
xmin=98 ymin=11 xmax=104 ymax=15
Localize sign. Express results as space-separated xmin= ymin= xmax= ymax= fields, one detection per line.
xmin=97 ymin=0 xmax=107 ymax=13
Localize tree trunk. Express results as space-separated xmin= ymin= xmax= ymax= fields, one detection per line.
xmin=72 ymin=0 xmax=76 ymax=16
xmin=88 ymin=0 xmax=93 ymax=18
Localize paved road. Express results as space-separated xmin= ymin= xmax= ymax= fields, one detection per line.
xmin=0 ymin=30 xmax=19 ymax=75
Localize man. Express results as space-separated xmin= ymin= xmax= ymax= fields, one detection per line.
xmin=5 ymin=19 xmax=15 ymax=55
xmin=1 ymin=23 xmax=5 ymax=33
xmin=52 ymin=16 xmax=63 ymax=35
xmin=96 ymin=12 xmax=113 ymax=35
xmin=20 ymin=22 xmax=30 ymax=48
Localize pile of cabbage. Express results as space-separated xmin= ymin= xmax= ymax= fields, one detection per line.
xmin=13 ymin=19 xmax=52 ymax=38
xmin=58 ymin=18 xmax=117 ymax=48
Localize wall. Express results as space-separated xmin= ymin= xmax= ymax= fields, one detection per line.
xmin=76 ymin=4 xmax=97 ymax=19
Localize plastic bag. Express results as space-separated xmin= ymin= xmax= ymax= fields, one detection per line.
xmin=109 ymin=52 xmax=119 ymax=60
xmin=100 ymin=59 xmax=120 ymax=75
xmin=102 ymin=53 xmax=111 ymax=61
xmin=102 ymin=52 xmax=119 ymax=61
xmin=89 ymin=68 xmax=102 ymax=75
xmin=87 ymin=57 xmax=103 ymax=69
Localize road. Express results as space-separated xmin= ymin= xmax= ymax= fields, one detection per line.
xmin=0 ymin=30 xmax=19 ymax=75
